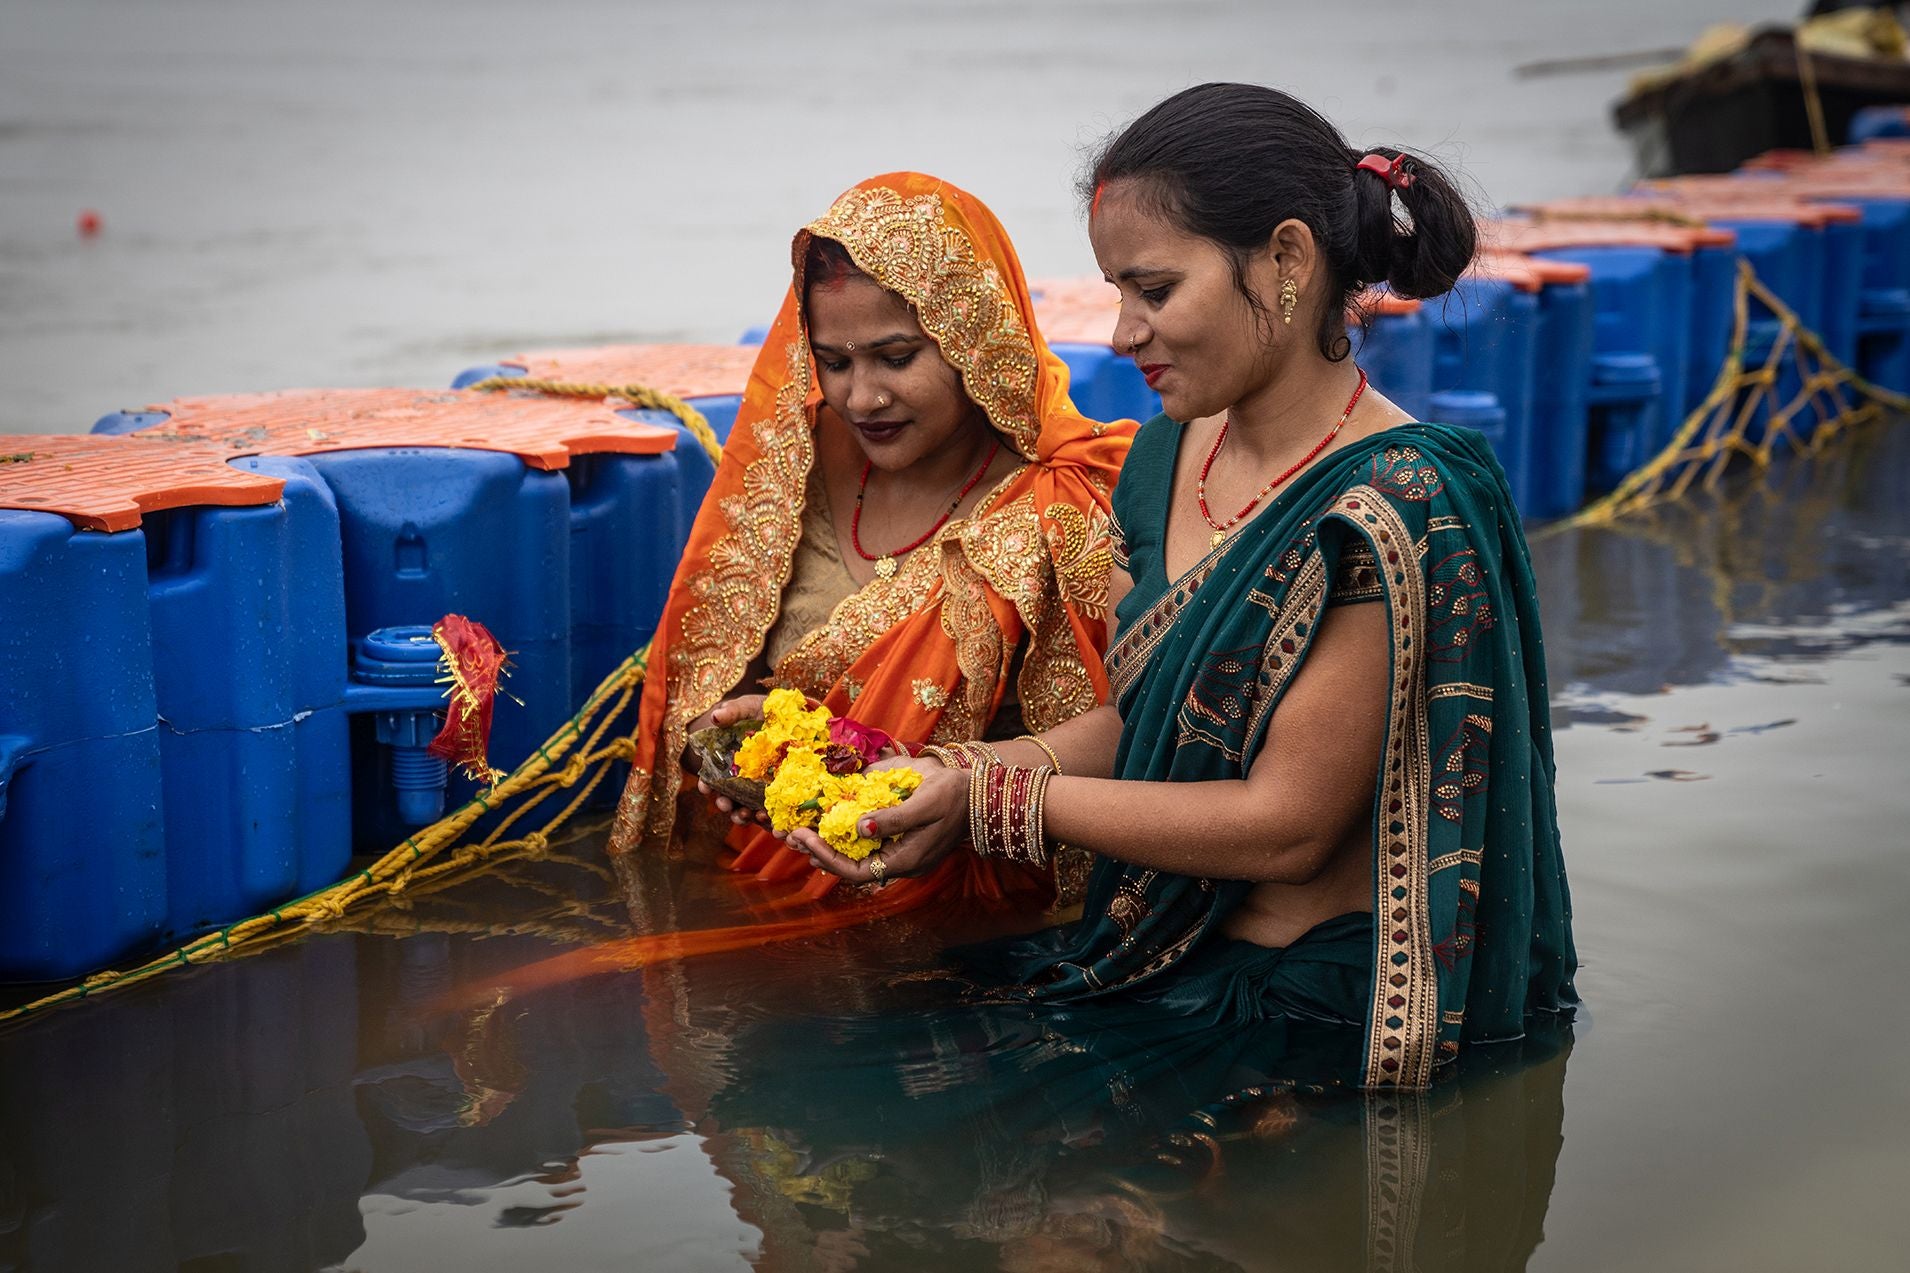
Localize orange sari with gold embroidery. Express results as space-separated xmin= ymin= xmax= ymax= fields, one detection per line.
xmin=603 ymin=173 xmax=1132 ymax=951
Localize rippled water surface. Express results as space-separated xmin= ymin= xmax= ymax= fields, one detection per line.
xmin=4 ymin=425 xmax=1907 ymax=1272
xmin=6 ymin=1 xmax=1910 ymax=1269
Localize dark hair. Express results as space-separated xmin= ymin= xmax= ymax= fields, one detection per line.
xmin=803 ymin=235 xmax=866 ymax=293
xmin=1084 ymin=82 xmax=1477 ymax=361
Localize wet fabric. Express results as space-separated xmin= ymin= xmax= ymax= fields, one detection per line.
xmin=602 ymin=172 xmax=1133 ymax=958
xmin=970 ymin=417 xmax=1578 ymax=1088
xmin=696 ymin=917 xmax=1573 ymax=1268
xmin=712 ymin=912 xmax=1379 ymax=1155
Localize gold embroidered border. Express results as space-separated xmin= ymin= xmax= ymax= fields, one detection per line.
xmin=1427 ymin=682 xmax=1494 ymax=702
xmin=804 ymin=186 xmax=1042 ymax=459
xmin=1026 ymin=501 xmax=1108 ymax=725
xmin=1428 ymin=848 xmax=1484 ymax=874
xmin=939 ymin=511 xmax=1015 ymax=732
xmin=1242 ymin=551 xmax=1330 ymax=754
xmin=1332 ymin=485 xmax=1437 ymax=1089
xmin=1021 ymin=613 xmax=1100 ymax=731
xmin=639 ymin=338 xmax=818 ymax=848
xmin=1108 ymin=506 xmax=1131 ymax=573
xmin=1104 ymin=536 xmax=1229 ymax=703
xmin=1044 ymin=502 xmax=1113 ymax=623
xmin=1329 ymin=542 xmax=1382 ymax=604
xmin=1363 ymin=1091 xmax=1431 ymax=1273
xmin=1103 ymin=913 xmax=1207 ymax=993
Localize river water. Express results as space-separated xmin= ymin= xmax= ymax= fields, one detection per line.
xmin=5 ymin=2 xmax=1910 ymax=1270
xmin=4 ymin=0 xmax=1798 ymax=435
xmin=4 ymin=422 xmax=1908 ymax=1271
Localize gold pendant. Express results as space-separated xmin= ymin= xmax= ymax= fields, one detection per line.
xmin=876 ymin=555 xmax=897 ymax=580
xmin=1211 ymin=530 xmax=1225 ymax=547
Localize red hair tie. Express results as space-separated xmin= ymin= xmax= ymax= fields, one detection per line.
xmin=1356 ymin=152 xmax=1415 ymax=191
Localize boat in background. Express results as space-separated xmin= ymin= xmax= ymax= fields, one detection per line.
xmin=1615 ymin=9 xmax=1910 ymax=176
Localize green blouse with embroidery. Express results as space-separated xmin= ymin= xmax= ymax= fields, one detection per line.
xmin=1110 ymin=413 xmax=1380 ymax=647
xmin=976 ymin=415 xmax=1577 ymax=1089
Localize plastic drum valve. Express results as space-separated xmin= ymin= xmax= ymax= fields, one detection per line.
xmin=1585 ymin=354 xmax=1664 ymax=493
xmin=350 ymin=625 xmax=449 ymax=827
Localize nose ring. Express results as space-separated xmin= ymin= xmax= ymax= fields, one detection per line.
xmin=875 ymin=392 xmax=890 ymax=408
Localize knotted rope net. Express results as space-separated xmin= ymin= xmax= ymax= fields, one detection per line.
xmin=6 ymin=273 xmax=1904 ymax=1023
xmin=1547 ymin=259 xmax=1910 ymax=532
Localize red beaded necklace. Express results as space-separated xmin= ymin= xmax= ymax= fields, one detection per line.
xmin=852 ymin=437 xmax=1003 ymax=579
xmin=1197 ymin=368 xmax=1368 ymax=547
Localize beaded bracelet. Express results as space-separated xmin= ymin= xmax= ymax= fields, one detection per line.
xmin=1014 ymin=734 xmax=1065 ymax=776
xmin=968 ymin=758 xmax=1054 ymax=868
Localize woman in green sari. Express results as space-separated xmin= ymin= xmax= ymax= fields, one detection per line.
xmin=788 ymin=82 xmax=1577 ymax=1090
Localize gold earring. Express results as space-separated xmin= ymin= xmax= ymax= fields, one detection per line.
xmin=1279 ymin=279 xmax=1298 ymax=325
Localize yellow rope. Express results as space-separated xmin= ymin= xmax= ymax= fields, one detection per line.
xmin=4 ymin=285 xmax=1896 ymax=1024
xmin=0 ymin=377 xmax=731 ymax=1028
xmin=0 ymin=647 xmax=653 ymax=1024
xmin=1544 ymin=259 xmax=1908 ymax=533
xmin=1796 ymin=40 xmax=1833 ymax=158
xmin=465 ymin=375 xmax=725 ymax=466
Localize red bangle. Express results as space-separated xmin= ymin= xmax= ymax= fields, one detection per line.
xmin=968 ymin=758 xmax=1054 ymax=867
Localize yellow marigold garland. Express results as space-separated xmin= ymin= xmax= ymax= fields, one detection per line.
xmin=744 ymin=689 xmax=921 ymax=859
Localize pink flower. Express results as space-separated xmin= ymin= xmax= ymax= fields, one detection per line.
xmin=827 ymin=716 xmax=895 ymax=767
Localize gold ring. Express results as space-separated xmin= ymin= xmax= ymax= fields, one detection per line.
xmin=867 ymin=852 xmax=887 ymax=881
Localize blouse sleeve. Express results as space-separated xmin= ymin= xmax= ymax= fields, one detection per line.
xmin=1327 ymin=541 xmax=1383 ymax=607
xmin=1108 ymin=506 xmax=1130 ymax=574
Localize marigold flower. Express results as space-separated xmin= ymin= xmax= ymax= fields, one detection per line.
xmin=816 ymin=768 xmax=922 ymax=859
xmin=733 ymin=688 xmax=832 ymax=780
xmin=732 ymin=691 xmax=920 ymax=859
xmin=764 ymin=747 xmax=838 ymax=833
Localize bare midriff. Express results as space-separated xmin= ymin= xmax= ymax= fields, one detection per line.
xmin=1218 ymin=825 xmax=1375 ymax=948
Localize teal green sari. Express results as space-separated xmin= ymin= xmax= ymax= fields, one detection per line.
xmin=970 ymin=417 xmax=1577 ymax=1089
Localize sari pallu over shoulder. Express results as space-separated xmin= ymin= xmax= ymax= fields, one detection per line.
xmin=608 ymin=173 xmax=1133 ymax=915
xmin=984 ymin=422 xmax=1576 ymax=1089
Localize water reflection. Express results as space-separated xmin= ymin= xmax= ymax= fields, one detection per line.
xmin=1534 ymin=419 xmax=1910 ymax=701
xmin=1 ymin=425 xmax=1907 ymax=1271
xmin=0 ymin=856 xmax=1574 ymax=1272
xmin=0 ymin=940 xmax=367 ymax=1273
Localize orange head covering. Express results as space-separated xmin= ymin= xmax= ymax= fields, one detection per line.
xmin=608 ymin=173 xmax=1131 ymax=901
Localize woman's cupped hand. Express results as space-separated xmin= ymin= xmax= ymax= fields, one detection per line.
xmin=784 ymin=756 xmax=970 ymax=883
xmin=688 ymin=694 xmax=771 ymax=825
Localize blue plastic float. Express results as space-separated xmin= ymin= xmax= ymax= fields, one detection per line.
xmin=1353 ymin=294 xmax=1435 ymax=424
xmin=0 ymin=390 xmax=681 ymax=978
xmin=0 ymin=512 xmax=168 ymax=977
xmin=7 ymin=123 xmax=1910 ymax=991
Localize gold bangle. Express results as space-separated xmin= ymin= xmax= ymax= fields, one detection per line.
xmin=1015 ymin=734 xmax=1064 ymax=776
xmin=921 ymin=743 xmax=969 ymax=770
xmin=951 ymin=740 xmax=1003 ymax=766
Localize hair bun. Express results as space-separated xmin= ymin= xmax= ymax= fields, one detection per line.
xmin=1354 ymin=150 xmax=1416 ymax=192
xmin=1350 ymin=146 xmax=1474 ymax=301
xmin=1085 ymin=84 xmax=1477 ymax=360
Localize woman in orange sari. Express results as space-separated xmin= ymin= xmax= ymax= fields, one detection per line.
xmin=606 ymin=172 xmax=1132 ymax=934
